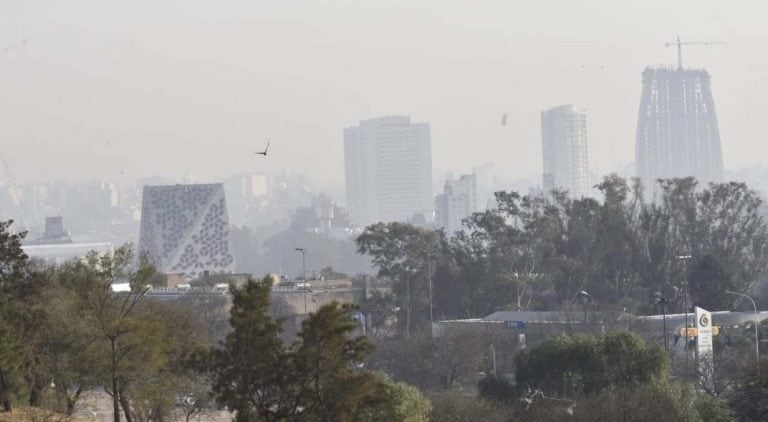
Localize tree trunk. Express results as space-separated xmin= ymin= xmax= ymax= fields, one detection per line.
xmin=65 ymin=386 xmax=83 ymax=416
xmin=406 ymin=276 xmax=411 ymax=338
xmin=0 ymin=371 xmax=12 ymax=413
xmin=28 ymin=382 xmax=39 ymax=407
xmin=111 ymin=338 xmax=120 ymax=422
xmin=119 ymin=390 xmax=134 ymax=422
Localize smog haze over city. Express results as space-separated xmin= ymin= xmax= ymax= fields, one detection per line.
xmin=7 ymin=2 xmax=768 ymax=421
xmin=2 ymin=0 xmax=768 ymax=187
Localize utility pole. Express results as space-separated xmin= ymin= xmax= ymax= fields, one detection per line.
xmin=655 ymin=291 xmax=669 ymax=351
xmin=405 ymin=273 xmax=411 ymax=338
xmin=677 ymin=255 xmax=692 ymax=374
xmin=426 ymin=253 xmax=434 ymax=327
xmin=295 ymin=247 xmax=307 ymax=314
xmin=726 ymin=290 xmax=760 ymax=364
xmin=578 ymin=290 xmax=592 ymax=326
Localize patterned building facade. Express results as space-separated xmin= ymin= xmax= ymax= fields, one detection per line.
xmin=138 ymin=183 xmax=235 ymax=279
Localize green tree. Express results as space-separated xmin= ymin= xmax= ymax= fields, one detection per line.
xmin=292 ymin=303 xmax=373 ymax=420
xmin=205 ymin=276 xmax=427 ymax=421
xmin=653 ymin=179 xmax=768 ymax=312
xmin=689 ymin=254 xmax=735 ymax=309
xmin=0 ymin=296 xmax=24 ymax=412
xmin=567 ymin=382 xmax=699 ymax=422
xmin=357 ymin=222 xmax=441 ymax=336
xmin=514 ymin=331 xmax=668 ymax=398
xmin=61 ymin=245 xmax=164 ymax=422
xmin=0 ymin=220 xmax=29 ymax=413
xmin=730 ymin=358 xmax=768 ymax=421
xmin=358 ymin=373 xmax=431 ymax=422
xmin=427 ymin=391 xmax=509 ymax=422
xmin=36 ymin=281 xmax=99 ymax=415
xmin=206 ymin=276 xmax=297 ymax=421
xmin=0 ymin=220 xmax=28 ymax=294
xmin=124 ymin=300 xmax=208 ymax=422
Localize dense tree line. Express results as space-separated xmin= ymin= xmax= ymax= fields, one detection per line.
xmin=0 ymin=225 xmax=208 ymax=420
xmin=199 ymin=276 xmax=430 ymax=422
xmin=0 ymin=220 xmax=428 ymax=421
xmin=358 ymin=176 xmax=768 ymax=331
xmin=2 ymin=174 xmax=768 ymax=421
xmin=356 ymin=176 xmax=768 ymax=421
xmin=478 ymin=331 xmax=721 ymax=421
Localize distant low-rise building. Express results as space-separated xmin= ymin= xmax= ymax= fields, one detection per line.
xmin=23 ymin=241 xmax=114 ymax=265
xmin=22 ymin=216 xmax=113 ymax=264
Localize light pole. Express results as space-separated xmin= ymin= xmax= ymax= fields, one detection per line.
xmin=578 ymin=290 xmax=592 ymax=325
xmin=676 ymin=255 xmax=692 ymax=351
xmin=654 ymin=291 xmax=670 ymax=351
xmin=295 ymin=248 xmax=307 ymax=314
xmin=726 ymin=290 xmax=760 ymax=363
xmin=423 ymin=252 xmax=434 ymax=327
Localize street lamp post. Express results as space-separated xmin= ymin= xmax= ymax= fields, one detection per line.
xmin=578 ymin=290 xmax=592 ymax=325
xmin=676 ymin=255 xmax=692 ymax=358
xmin=423 ymin=252 xmax=434 ymax=327
xmin=295 ymin=248 xmax=307 ymax=314
xmin=726 ymin=290 xmax=760 ymax=363
xmin=655 ymin=291 xmax=669 ymax=351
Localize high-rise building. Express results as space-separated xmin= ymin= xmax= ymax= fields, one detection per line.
xmin=138 ymin=183 xmax=235 ymax=279
xmin=541 ymin=105 xmax=590 ymax=197
xmin=472 ymin=162 xmax=496 ymax=211
xmin=435 ymin=174 xmax=478 ymax=236
xmin=635 ymin=67 xmax=723 ymax=189
xmin=344 ymin=116 xmax=433 ymax=226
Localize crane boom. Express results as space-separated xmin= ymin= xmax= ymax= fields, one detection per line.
xmin=665 ymin=35 xmax=725 ymax=70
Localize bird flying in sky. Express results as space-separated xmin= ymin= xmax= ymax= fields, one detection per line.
xmin=254 ymin=141 xmax=270 ymax=156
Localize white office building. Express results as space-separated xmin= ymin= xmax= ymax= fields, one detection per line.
xmin=344 ymin=116 xmax=433 ymax=226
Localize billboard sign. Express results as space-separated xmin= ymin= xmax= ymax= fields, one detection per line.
xmin=695 ymin=306 xmax=714 ymax=390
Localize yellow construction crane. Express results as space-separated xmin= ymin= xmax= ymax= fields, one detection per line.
xmin=665 ymin=35 xmax=725 ymax=70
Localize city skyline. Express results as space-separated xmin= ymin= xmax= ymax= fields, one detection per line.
xmin=2 ymin=1 xmax=767 ymax=188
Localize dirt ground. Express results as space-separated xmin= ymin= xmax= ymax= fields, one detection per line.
xmin=0 ymin=391 xmax=232 ymax=422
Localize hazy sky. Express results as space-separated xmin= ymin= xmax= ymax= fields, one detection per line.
xmin=1 ymin=0 xmax=767 ymax=188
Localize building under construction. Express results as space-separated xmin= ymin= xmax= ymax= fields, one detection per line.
xmin=635 ymin=66 xmax=723 ymax=191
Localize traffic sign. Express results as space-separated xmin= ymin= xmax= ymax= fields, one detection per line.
xmin=504 ymin=321 xmax=527 ymax=329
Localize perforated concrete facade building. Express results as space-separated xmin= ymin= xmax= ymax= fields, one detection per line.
xmin=138 ymin=183 xmax=235 ymax=279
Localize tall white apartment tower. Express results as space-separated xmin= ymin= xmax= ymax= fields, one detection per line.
xmin=344 ymin=116 xmax=433 ymax=227
xmin=541 ymin=105 xmax=590 ymax=198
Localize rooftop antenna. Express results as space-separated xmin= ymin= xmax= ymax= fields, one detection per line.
xmin=665 ymin=35 xmax=725 ymax=70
